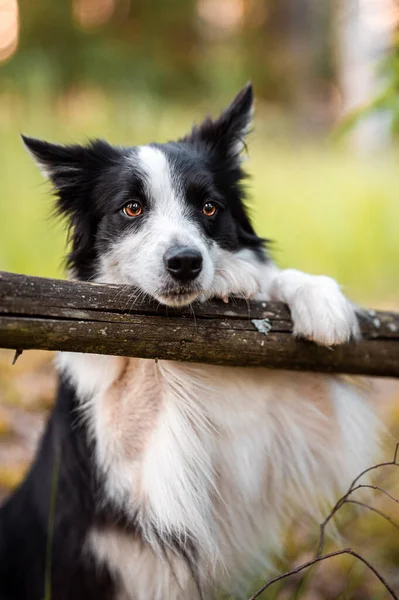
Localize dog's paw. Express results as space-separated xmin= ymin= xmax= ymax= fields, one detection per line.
xmin=200 ymin=259 xmax=263 ymax=304
xmin=199 ymin=281 xmax=259 ymax=305
xmin=289 ymin=276 xmax=359 ymax=346
xmin=213 ymin=291 xmax=256 ymax=304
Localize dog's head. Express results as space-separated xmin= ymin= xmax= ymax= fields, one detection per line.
xmin=23 ymin=83 xmax=266 ymax=306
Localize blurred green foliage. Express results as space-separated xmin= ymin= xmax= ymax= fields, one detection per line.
xmin=0 ymin=96 xmax=397 ymax=305
xmin=1 ymin=0 xmax=336 ymax=109
xmin=1 ymin=0 xmax=396 ymax=305
xmin=336 ymin=31 xmax=399 ymax=141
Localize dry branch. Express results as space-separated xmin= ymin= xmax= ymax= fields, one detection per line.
xmin=0 ymin=271 xmax=398 ymax=377
xmin=248 ymin=548 xmax=398 ymax=600
xmin=249 ymin=443 xmax=399 ymax=600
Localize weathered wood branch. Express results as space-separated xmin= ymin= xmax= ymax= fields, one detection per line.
xmin=0 ymin=271 xmax=398 ymax=377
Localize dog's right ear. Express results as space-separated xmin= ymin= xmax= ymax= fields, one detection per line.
xmin=22 ymin=135 xmax=86 ymax=185
xmin=22 ymin=135 xmax=92 ymax=223
xmin=21 ymin=135 xmax=119 ymax=216
xmin=22 ymin=135 xmax=121 ymax=279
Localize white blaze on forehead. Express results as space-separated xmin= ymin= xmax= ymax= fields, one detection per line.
xmin=132 ymin=144 xmax=205 ymax=262
xmin=136 ymin=145 xmax=182 ymax=214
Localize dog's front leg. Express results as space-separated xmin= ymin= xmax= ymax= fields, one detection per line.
xmin=207 ymin=249 xmax=359 ymax=347
xmin=263 ymin=268 xmax=360 ymax=347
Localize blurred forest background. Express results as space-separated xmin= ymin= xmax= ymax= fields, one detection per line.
xmin=0 ymin=0 xmax=399 ymax=598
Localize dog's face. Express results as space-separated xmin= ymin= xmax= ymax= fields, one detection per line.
xmin=24 ymin=84 xmax=266 ymax=306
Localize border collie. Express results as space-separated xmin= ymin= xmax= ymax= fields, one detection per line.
xmin=0 ymin=84 xmax=378 ymax=600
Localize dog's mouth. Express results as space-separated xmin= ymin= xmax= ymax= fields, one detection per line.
xmin=155 ymin=284 xmax=202 ymax=307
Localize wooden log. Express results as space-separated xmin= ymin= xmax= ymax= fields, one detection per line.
xmin=0 ymin=271 xmax=398 ymax=377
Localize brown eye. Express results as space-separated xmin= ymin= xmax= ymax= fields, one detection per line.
xmin=123 ymin=201 xmax=143 ymax=218
xmin=202 ymin=202 xmax=217 ymax=217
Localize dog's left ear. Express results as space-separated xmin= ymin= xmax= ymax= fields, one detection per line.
xmin=184 ymin=82 xmax=253 ymax=159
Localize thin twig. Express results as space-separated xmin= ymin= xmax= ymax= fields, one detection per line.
xmin=250 ymin=444 xmax=399 ymax=600
xmin=248 ymin=548 xmax=398 ymax=600
xmin=345 ymin=499 xmax=399 ymax=532
xmin=348 ymin=442 xmax=399 ymax=492
xmin=351 ymin=484 xmax=399 ymax=506
xmin=317 ymin=443 xmax=399 ymax=556
xmin=248 ymin=549 xmax=352 ymax=599
xmin=346 ymin=549 xmax=398 ymax=600
xmin=11 ymin=349 xmax=23 ymax=365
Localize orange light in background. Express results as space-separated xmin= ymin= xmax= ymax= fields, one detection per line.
xmin=0 ymin=0 xmax=19 ymax=63
xmin=197 ymin=0 xmax=245 ymax=32
xmin=73 ymin=0 xmax=115 ymax=29
xmin=360 ymin=0 xmax=399 ymax=33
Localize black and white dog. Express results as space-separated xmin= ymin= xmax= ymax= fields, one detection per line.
xmin=0 ymin=84 xmax=378 ymax=600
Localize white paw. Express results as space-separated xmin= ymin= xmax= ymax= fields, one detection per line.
xmin=200 ymin=252 xmax=263 ymax=304
xmin=199 ymin=276 xmax=260 ymax=304
xmin=289 ymin=276 xmax=359 ymax=346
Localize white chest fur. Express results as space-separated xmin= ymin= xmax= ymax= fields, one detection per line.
xmin=59 ymin=352 xmax=377 ymax=599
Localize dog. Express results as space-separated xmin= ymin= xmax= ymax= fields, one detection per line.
xmin=0 ymin=83 xmax=379 ymax=600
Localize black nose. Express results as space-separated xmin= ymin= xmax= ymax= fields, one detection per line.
xmin=164 ymin=247 xmax=203 ymax=282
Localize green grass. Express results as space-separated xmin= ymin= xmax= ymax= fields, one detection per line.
xmin=249 ymin=138 xmax=399 ymax=304
xmin=0 ymin=95 xmax=398 ymax=306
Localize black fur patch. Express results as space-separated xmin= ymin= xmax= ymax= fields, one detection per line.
xmin=0 ymin=378 xmax=115 ymax=600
